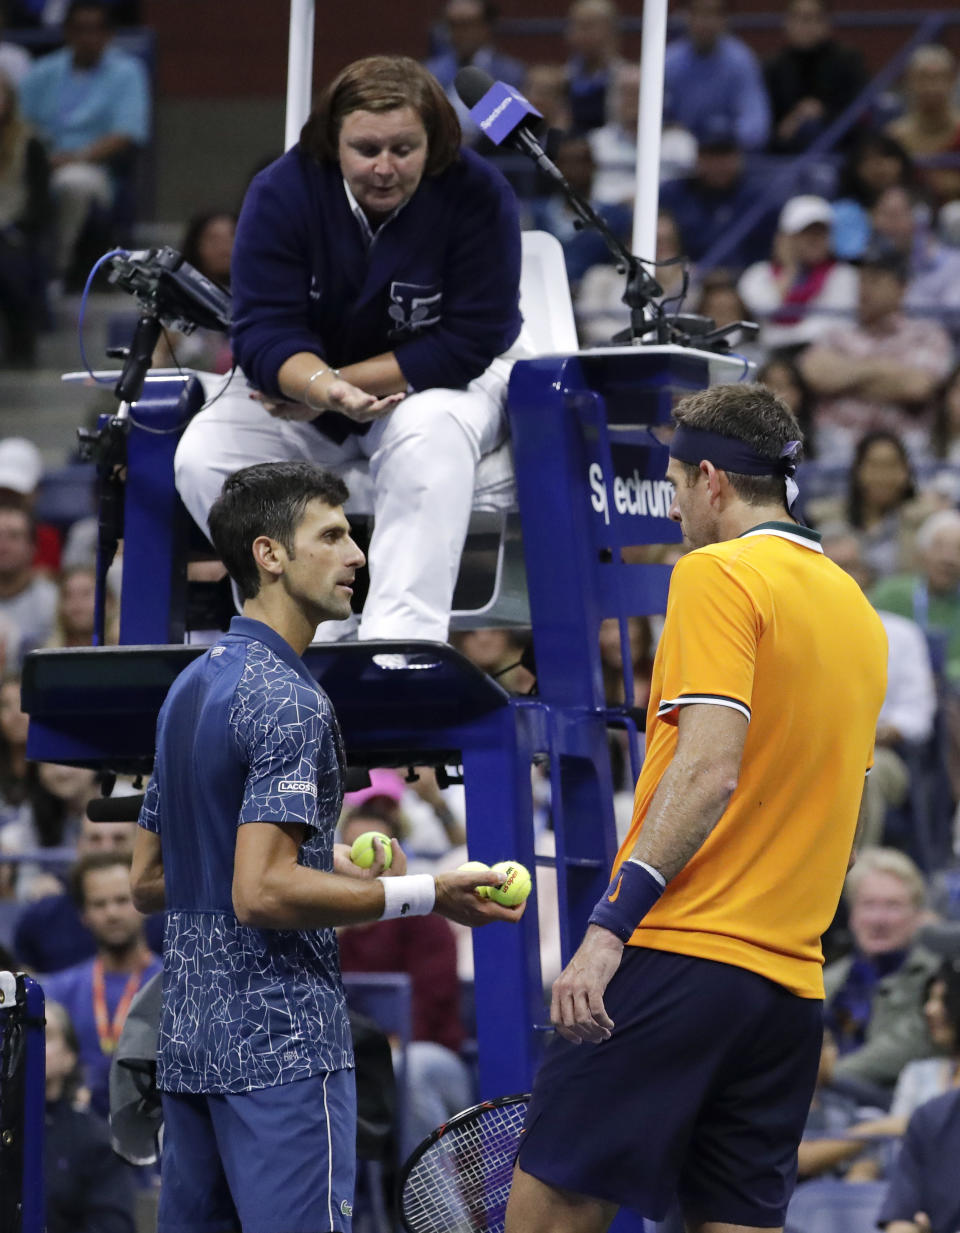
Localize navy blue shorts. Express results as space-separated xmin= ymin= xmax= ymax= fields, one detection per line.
xmin=157 ymin=1070 xmax=357 ymax=1233
xmin=517 ymin=947 xmax=822 ymax=1226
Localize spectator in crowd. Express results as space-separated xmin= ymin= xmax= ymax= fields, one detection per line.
xmin=659 ymin=116 xmax=781 ymax=272
xmin=454 ymin=627 xmax=535 ymax=695
xmin=932 ymin=366 xmax=960 ymax=462
xmin=798 ymin=241 xmax=954 ymax=464
xmin=588 ymin=63 xmax=697 ymax=204
xmin=523 ymin=63 xmax=571 ymax=135
xmin=833 ymin=131 xmax=917 ymax=261
xmin=663 ymin=0 xmax=771 ymax=153
xmin=886 ymin=43 xmax=960 ymax=207
xmin=887 ymin=958 xmax=960 ymax=1129
xmin=870 ymin=509 xmax=960 ymax=688
xmin=45 ymin=564 xmax=113 ymax=648
xmin=869 ymin=184 xmax=960 ymax=323
xmin=796 ymin=1028 xmax=878 ymax=1182
xmin=823 ymin=848 xmax=939 ymax=1095
xmin=0 ymin=71 xmax=50 ymax=366
xmin=823 ymin=529 xmax=937 ymax=848
xmin=692 ymin=270 xmax=764 ymax=366
xmin=577 ymin=209 xmax=691 ymax=347
xmin=0 ymin=669 xmax=27 ymax=820
xmin=0 ymin=502 xmax=57 ymax=662
xmin=764 ymin=0 xmax=867 ymax=155
xmin=738 ymin=194 xmax=858 ymax=353
xmin=342 ymin=766 xmax=468 ymax=858
xmin=425 ymin=0 xmax=525 ymax=145
xmin=524 ymin=133 xmax=632 ymax=287
xmin=15 ymin=800 xmax=164 ymax=972
xmin=0 ymin=2 xmax=31 ymax=88
xmin=174 ymin=55 xmax=528 ymax=645
xmin=757 ymin=353 xmax=815 ymax=447
xmin=43 ymin=850 xmax=162 ymax=1118
xmin=809 ymin=431 xmax=936 ymax=579
xmin=153 ymin=210 xmax=235 ymax=374
xmin=0 ymin=760 xmax=96 ymax=899
xmin=338 ymin=806 xmax=473 ymax=1156
xmin=876 ymin=1088 xmax=960 ymax=1233
xmin=19 ymin=0 xmax=150 ymax=283
xmin=44 ymin=999 xmax=136 ymax=1233
xmin=0 ymin=437 xmax=63 ymax=573
xmin=598 ymin=615 xmax=653 ymax=708
xmin=564 ymin=0 xmax=622 ymax=133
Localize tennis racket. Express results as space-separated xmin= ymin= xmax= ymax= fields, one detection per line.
xmin=398 ymin=1092 xmax=530 ymax=1233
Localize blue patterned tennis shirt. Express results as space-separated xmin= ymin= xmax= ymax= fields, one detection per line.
xmin=139 ymin=616 xmax=353 ymax=1093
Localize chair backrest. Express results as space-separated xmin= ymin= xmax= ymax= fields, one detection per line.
xmin=519 ymin=230 xmax=578 ymax=356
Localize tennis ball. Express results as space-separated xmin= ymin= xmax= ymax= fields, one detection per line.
xmin=457 ymin=860 xmax=492 ymax=898
xmin=487 ymin=860 xmax=531 ymax=907
xmin=350 ymin=831 xmax=393 ymax=870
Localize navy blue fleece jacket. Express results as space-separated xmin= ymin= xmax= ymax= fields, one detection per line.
xmin=231 ymin=144 xmax=523 ymax=410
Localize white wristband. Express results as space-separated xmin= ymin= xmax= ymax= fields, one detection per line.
xmin=379 ymin=874 xmax=436 ymax=921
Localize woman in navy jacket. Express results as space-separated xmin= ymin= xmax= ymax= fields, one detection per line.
xmin=174 ymin=54 xmax=527 ymax=641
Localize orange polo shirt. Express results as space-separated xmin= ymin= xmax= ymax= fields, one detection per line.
xmin=616 ymin=522 xmax=888 ymax=998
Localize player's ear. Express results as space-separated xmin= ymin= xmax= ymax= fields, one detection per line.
xmin=702 ymin=461 xmax=724 ymax=502
xmin=251 ymin=534 xmax=285 ymax=578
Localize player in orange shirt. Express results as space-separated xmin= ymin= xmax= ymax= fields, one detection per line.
xmin=507 ymin=383 xmax=888 ymax=1233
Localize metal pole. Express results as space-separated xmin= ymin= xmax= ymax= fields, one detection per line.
xmin=285 ymin=0 xmax=316 ymax=151
xmin=632 ymin=0 xmax=668 ymax=263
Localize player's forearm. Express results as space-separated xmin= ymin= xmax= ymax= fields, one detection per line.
xmin=627 ymin=755 xmax=738 ymax=882
xmin=233 ymin=862 xmax=391 ymax=929
xmin=131 ymin=872 xmax=165 ymax=914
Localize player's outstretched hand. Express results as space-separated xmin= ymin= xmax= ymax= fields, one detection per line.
xmin=333 ymin=839 xmax=407 ymax=880
xmin=434 ymin=869 xmax=526 ymax=927
xmin=550 ymin=925 xmax=622 ymax=1045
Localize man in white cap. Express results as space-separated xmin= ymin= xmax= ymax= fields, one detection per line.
xmin=738 ymin=194 xmax=858 ymax=351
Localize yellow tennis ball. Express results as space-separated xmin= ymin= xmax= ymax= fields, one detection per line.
xmin=457 ymin=860 xmax=492 ymax=898
xmin=350 ymin=831 xmax=393 ymax=870
xmin=487 ymin=860 xmax=531 ymax=907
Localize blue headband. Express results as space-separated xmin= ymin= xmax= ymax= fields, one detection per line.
xmin=669 ymin=425 xmax=802 ymax=477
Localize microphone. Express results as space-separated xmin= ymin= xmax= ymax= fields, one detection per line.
xmin=87 ymin=794 xmax=146 ymax=823
xmin=454 ymin=66 xmax=561 ymax=179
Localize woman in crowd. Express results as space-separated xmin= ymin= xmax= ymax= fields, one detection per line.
xmin=808 ymin=430 xmax=935 ymax=578
xmin=174 ymin=55 xmax=528 ymax=644
xmin=153 ymin=209 xmax=236 ymax=373
xmin=832 ymin=130 xmax=915 ymax=260
xmin=0 ymin=69 xmax=50 ymax=365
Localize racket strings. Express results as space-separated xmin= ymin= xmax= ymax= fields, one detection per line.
xmin=401 ymin=1101 xmax=528 ymax=1233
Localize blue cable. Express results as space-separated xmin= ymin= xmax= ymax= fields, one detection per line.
xmin=76 ymin=248 xmax=129 ymax=384
xmin=728 ymin=351 xmax=753 ymax=381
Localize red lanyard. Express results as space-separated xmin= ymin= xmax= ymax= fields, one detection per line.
xmin=92 ymin=957 xmax=146 ymax=1055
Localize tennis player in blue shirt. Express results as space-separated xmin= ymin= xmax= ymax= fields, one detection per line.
xmin=130 ymin=461 xmax=521 ymax=1233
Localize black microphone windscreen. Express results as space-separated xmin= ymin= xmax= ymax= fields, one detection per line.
xmin=86 ymin=794 xmax=146 ymax=823
xmin=454 ymin=65 xmax=496 ymax=110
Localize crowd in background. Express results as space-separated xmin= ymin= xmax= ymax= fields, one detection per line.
xmin=5 ymin=0 xmax=960 ymax=1230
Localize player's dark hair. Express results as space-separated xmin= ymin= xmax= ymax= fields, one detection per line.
xmin=70 ymin=849 xmax=133 ymax=909
xmin=301 ymin=55 xmax=461 ymax=178
xmin=672 ymin=382 xmax=803 ymax=506
xmin=208 ymin=462 xmax=349 ymax=601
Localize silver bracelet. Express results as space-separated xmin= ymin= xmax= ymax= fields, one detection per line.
xmin=303 ymin=365 xmax=341 ymax=411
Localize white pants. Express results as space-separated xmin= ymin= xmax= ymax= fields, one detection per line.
xmin=51 ymin=161 xmax=112 ymax=274
xmin=174 ymin=359 xmax=513 ymax=641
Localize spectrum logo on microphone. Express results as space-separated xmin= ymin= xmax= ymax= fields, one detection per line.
xmin=468 ymin=82 xmax=542 ymax=146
